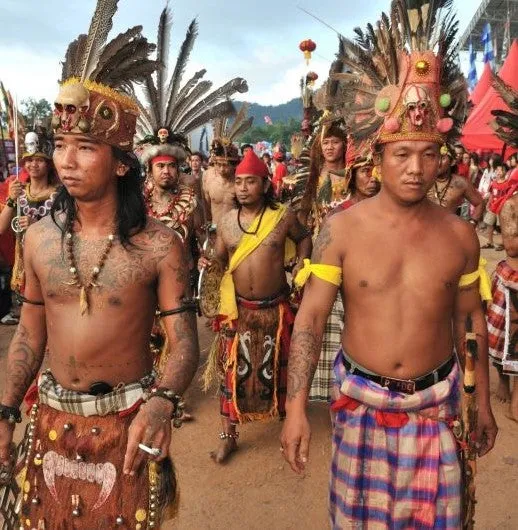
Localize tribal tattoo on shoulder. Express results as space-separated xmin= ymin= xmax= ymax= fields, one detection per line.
xmin=287 ymin=326 xmax=319 ymax=400
xmin=500 ymin=199 xmax=518 ymax=239
xmin=311 ymin=221 xmax=332 ymax=262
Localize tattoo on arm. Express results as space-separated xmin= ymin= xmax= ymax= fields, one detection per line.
xmin=500 ymin=200 xmax=518 ymax=239
xmin=287 ymin=326 xmax=319 ymax=400
xmin=160 ymin=312 xmax=200 ymax=395
xmin=311 ymin=222 xmax=331 ymax=262
xmin=3 ymin=323 xmax=46 ymax=406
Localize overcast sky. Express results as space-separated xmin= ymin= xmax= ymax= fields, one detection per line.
xmin=0 ymin=0 xmax=480 ymax=106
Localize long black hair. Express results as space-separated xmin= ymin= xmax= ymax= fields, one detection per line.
xmin=50 ymin=147 xmax=147 ymax=248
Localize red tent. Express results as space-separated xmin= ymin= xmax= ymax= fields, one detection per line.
xmin=469 ymin=62 xmax=492 ymax=107
xmin=461 ymin=40 xmax=518 ymax=156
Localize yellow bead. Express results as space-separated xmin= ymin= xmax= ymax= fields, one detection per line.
xmin=48 ymin=430 xmax=57 ymax=441
xmin=25 ymin=519 xmax=30 ymax=527
xmin=415 ymin=59 xmax=430 ymax=76
xmin=136 ymin=525 xmax=142 ymax=530
xmin=23 ymin=480 xmax=31 ymax=493
xmin=135 ymin=509 xmax=147 ymax=522
xmin=34 ymin=458 xmax=42 ymax=466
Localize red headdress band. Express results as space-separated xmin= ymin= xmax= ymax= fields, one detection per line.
xmin=151 ymin=155 xmax=177 ymax=165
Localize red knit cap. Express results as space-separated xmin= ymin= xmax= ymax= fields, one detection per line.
xmin=235 ymin=150 xmax=269 ymax=179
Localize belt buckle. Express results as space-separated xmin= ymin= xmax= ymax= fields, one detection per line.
xmin=380 ymin=376 xmax=416 ymax=394
xmin=89 ymin=381 xmax=114 ymax=396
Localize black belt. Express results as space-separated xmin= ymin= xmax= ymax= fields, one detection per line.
xmin=343 ymin=356 xmax=455 ymax=394
xmin=88 ymin=381 xmax=114 ymax=395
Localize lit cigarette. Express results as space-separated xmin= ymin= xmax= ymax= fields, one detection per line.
xmin=138 ymin=443 xmax=161 ymax=457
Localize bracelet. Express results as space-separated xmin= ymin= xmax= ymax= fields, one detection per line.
xmin=0 ymin=404 xmax=21 ymax=424
xmin=147 ymin=387 xmax=184 ymax=428
xmin=6 ymin=198 xmax=15 ymax=208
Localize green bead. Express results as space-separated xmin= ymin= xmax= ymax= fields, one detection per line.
xmin=376 ymin=97 xmax=391 ymax=113
xmin=439 ymin=93 xmax=451 ymax=108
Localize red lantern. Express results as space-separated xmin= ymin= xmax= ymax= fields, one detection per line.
xmin=299 ymin=39 xmax=317 ymax=64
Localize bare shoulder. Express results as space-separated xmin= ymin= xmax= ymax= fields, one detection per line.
xmin=218 ymin=207 xmax=238 ymax=231
xmin=132 ymin=217 xmax=183 ymax=256
xmin=501 ymin=192 xmax=518 ymax=216
xmin=439 ymin=208 xmax=479 ymax=261
xmin=25 ymin=214 xmax=62 ymax=252
xmin=452 ymin=174 xmax=467 ymax=190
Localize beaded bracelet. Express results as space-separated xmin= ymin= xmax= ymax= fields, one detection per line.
xmin=147 ymin=387 xmax=184 ymax=428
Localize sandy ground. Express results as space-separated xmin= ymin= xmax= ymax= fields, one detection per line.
xmin=0 ymin=230 xmax=517 ymax=529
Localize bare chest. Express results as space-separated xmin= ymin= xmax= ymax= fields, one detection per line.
xmin=224 ymin=215 xmax=287 ymax=256
xmin=343 ymin=228 xmax=465 ymax=298
xmin=34 ymin=238 xmax=158 ymax=302
xmin=207 ymin=178 xmax=235 ymax=205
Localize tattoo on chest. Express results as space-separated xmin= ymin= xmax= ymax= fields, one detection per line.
xmin=36 ymin=226 xmax=177 ymax=298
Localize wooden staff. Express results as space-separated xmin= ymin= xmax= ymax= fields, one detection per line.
xmin=462 ymin=317 xmax=478 ymax=530
xmin=10 ymin=95 xmax=23 ymax=235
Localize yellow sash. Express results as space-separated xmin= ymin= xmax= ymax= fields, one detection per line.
xmin=219 ymin=205 xmax=294 ymax=322
xmin=294 ymin=258 xmax=342 ymax=288
xmin=458 ymin=257 xmax=492 ymax=301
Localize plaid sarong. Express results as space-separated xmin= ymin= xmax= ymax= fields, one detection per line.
xmin=487 ymin=260 xmax=518 ymax=375
xmin=330 ymin=349 xmax=461 ymax=529
xmin=37 ymin=369 xmax=155 ymax=416
xmin=309 ymin=293 xmax=344 ymax=401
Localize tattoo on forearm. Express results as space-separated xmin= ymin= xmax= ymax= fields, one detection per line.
xmin=160 ymin=312 xmax=200 ymax=394
xmin=3 ymin=324 xmax=45 ymax=406
xmin=312 ymin=222 xmax=331 ymax=262
xmin=287 ymin=326 xmax=320 ymax=400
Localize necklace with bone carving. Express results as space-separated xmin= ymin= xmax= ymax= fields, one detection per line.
xmin=65 ymin=232 xmax=115 ymax=315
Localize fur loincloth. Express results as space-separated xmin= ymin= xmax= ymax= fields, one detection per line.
xmin=330 ymin=349 xmax=461 ymax=530
xmin=218 ymin=291 xmax=294 ymax=424
xmin=17 ymin=371 xmax=177 ymax=529
xmin=487 ymin=260 xmax=518 ymax=375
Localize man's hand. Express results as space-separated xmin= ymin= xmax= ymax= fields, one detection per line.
xmin=280 ymin=410 xmax=311 ymax=474
xmin=18 ymin=216 xmax=30 ymax=231
xmin=123 ymin=398 xmax=173 ymax=476
xmin=476 ymin=405 xmax=498 ymax=457
xmin=8 ymin=180 xmax=22 ymax=201
xmin=198 ymin=256 xmax=211 ymax=271
xmin=0 ymin=421 xmax=16 ymax=484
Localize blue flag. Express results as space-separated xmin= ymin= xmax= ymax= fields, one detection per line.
xmin=468 ymin=39 xmax=478 ymax=91
xmin=481 ymin=22 xmax=495 ymax=69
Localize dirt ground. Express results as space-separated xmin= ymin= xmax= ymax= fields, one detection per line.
xmin=1 ymin=232 xmax=517 ymax=529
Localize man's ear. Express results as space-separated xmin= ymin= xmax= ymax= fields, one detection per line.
xmin=115 ymin=161 xmax=130 ymax=177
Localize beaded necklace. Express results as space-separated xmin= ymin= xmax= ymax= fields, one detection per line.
xmin=237 ymin=205 xmax=266 ymax=235
xmin=65 ymin=232 xmax=115 ymax=315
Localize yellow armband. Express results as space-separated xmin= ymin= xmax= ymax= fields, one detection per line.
xmin=294 ymin=258 xmax=342 ymax=288
xmin=458 ymin=257 xmax=492 ymax=301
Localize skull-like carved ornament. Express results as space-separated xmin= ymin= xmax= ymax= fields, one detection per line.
xmin=157 ymin=128 xmax=169 ymax=144
xmin=403 ymin=84 xmax=430 ymax=128
xmin=24 ymin=132 xmax=39 ymax=155
xmin=52 ymin=83 xmax=91 ymax=133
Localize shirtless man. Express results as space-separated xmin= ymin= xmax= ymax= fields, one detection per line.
xmin=202 ymin=141 xmax=239 ymax=229
xmin=0 ymin=78 xmax=199 ymax=527
xmin=488 ymin=193 xmax=518 ymax=419
xmin=200 ymin=150 xmax=311 ymax=463
xmin=427 ymin=145 xmax=483 ymax=222
xmin=282 ymin=137 xmax=497 ymax=527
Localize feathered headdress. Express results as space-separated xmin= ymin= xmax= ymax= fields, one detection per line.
xmin=490 ymin=74 xmax=518 ymax=148
xmin=331 ymin=0 xmax=467 ymax=146
xmin=52 ymin=0 xmax=159 ymax=151
xmin=210 ymin=102 xmax=254 ymax=164
xmin=134 ymin=6 xmax=249 ymax=161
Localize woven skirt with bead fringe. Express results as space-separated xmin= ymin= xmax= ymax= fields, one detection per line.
xmin=17 ymin=374 xmax=177 ymax=529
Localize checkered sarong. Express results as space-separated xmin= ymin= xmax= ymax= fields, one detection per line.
xmin=330 ymin=350 xmax=461 ymax=529
xmin=487 ymin=260 xmax=518 ymax=374
xmin=309 ymin=294 xmax=343 ymax=402
xmin=37 ymin=369 xmax=155 ymax=417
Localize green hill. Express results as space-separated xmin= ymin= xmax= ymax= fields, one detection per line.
xmin=235 ymin=98 xmax=302 ymax=125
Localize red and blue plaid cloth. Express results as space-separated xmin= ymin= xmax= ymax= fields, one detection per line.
xmin=487 ymin=260 xmax=518 ymax=374
xmin=330 ymin=350 xmax=461 ymax=529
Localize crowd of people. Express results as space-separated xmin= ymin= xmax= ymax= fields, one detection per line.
xmin=0 ymin=0 xmax=517 ymax=528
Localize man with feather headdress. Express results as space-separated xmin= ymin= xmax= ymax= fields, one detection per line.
xmin=486 ymin=72 xmax=518 ymax=424
xmin=0 ymin=1 xmax=200 ymax=527
xmin=281 ymin=1 xmax=497 ymax=528
xmin=202 ymin=105 xmax=254 ymax=229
